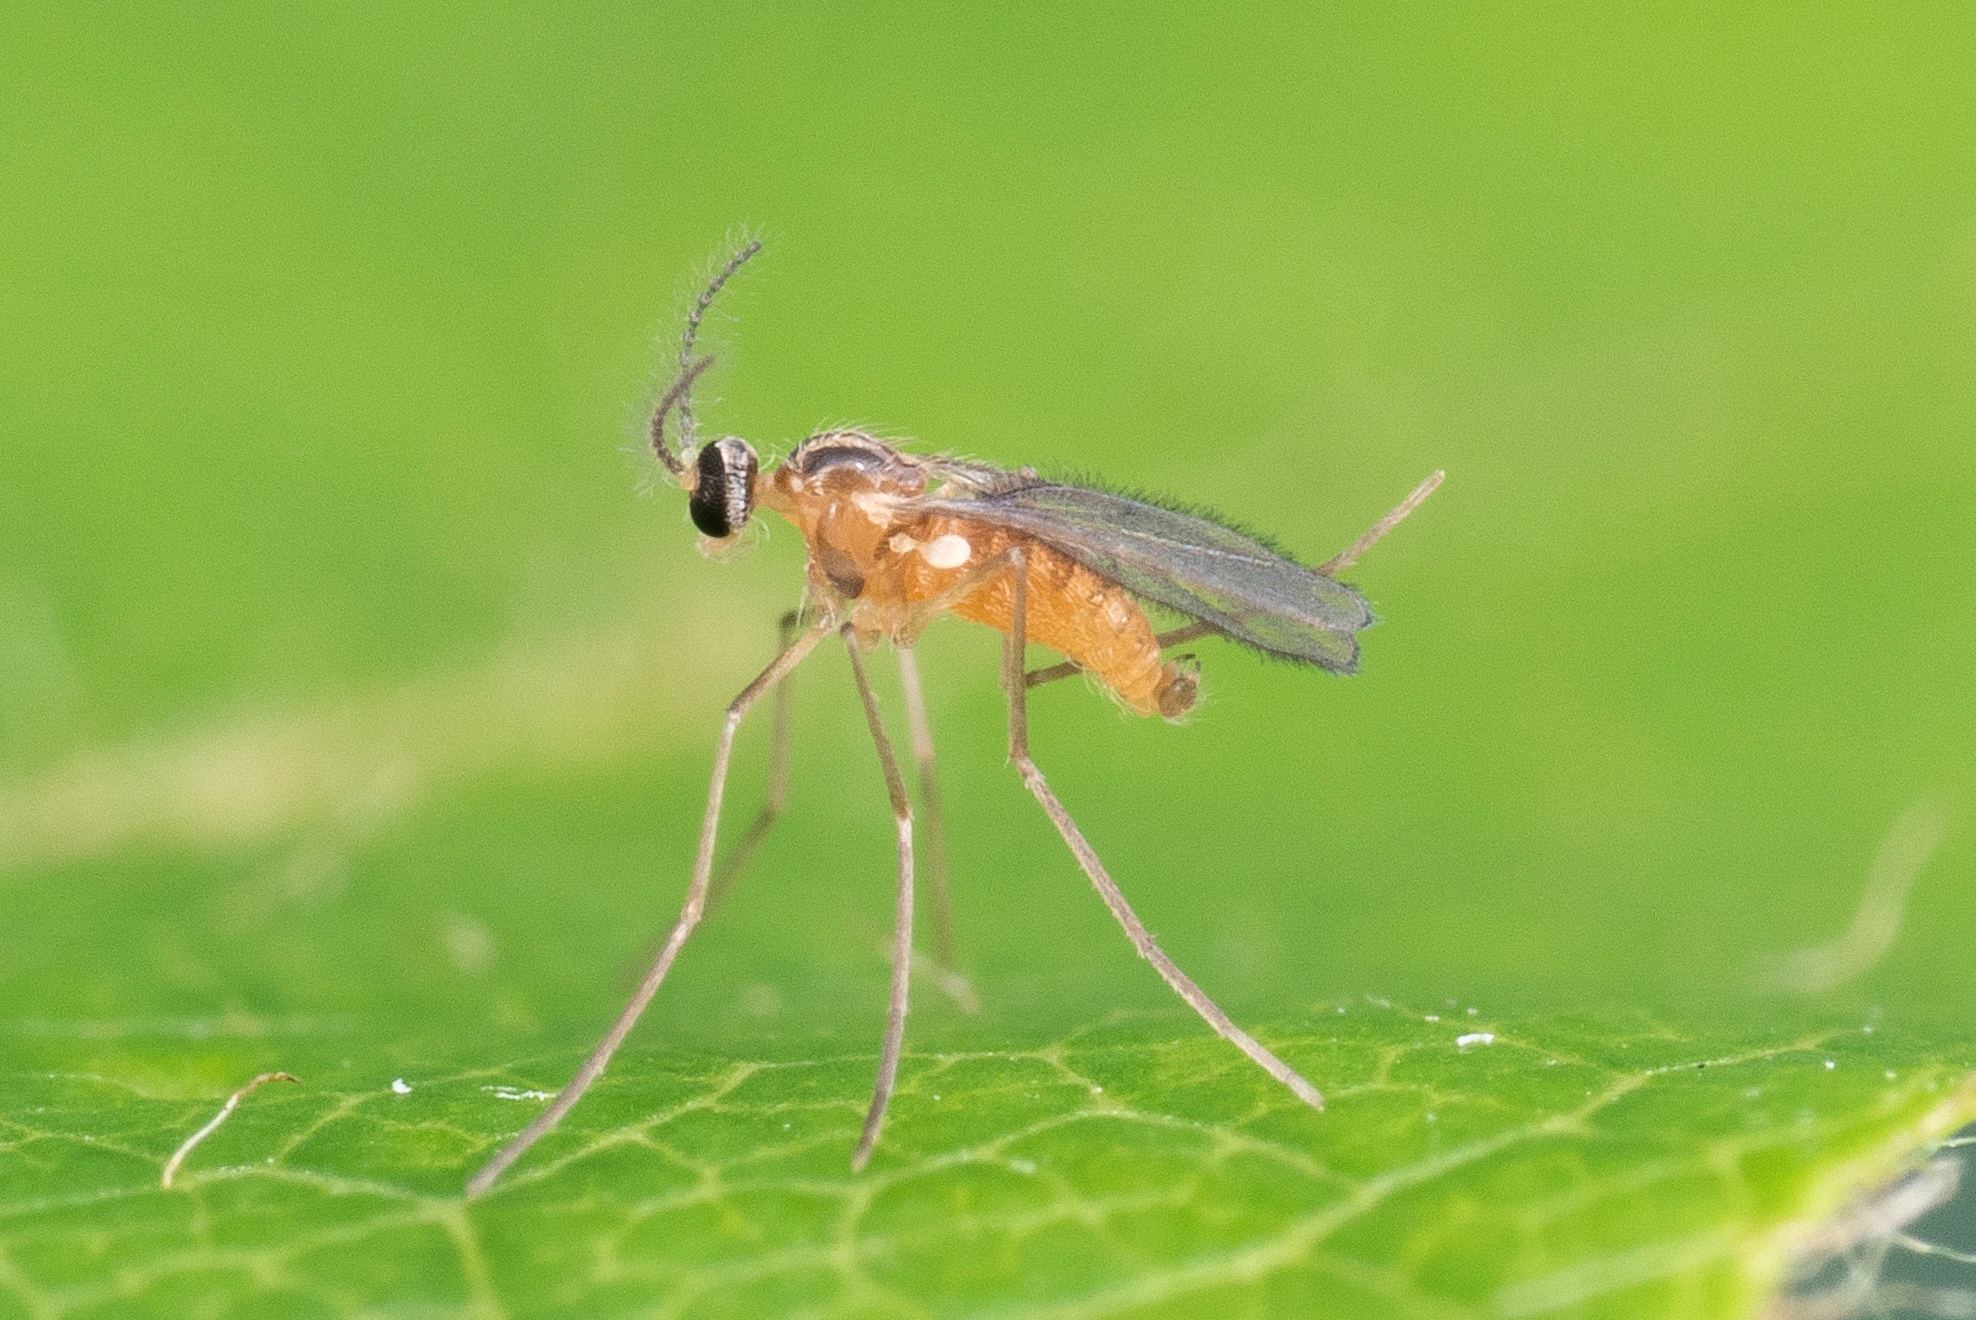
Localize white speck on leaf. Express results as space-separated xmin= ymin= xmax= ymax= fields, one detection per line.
xmin=1824 ymin=1059 xmax=1836 ymax=1070
xmin=391 ymin=1078 xmax=412 ymax=1094
xmin=1457 ymin=1032 xmax=1495 ymax=1048
xmin=1424 ymin=1014 xmax=1440 ymax=1022
xmin=1009 ymin=1158 xmax=1037 ymax=1175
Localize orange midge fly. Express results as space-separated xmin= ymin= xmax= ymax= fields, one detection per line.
xmin=466 ymin=242 xmax=1442 ymax=1197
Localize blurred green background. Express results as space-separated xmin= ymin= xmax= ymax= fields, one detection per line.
xmin=2 ymin=1 xmax=1972 ymax=1061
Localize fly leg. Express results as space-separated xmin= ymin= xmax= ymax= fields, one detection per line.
xmin=1317 ymin=469 xmax=1444 ymax=575
xmin=998 ymin=545 xmax=1325 ymax=1111
xmin=843 ymin=627 xmax=916 ymax=1170
xmin=895 ymin=648 xmax=980 ymax=1014
xmin=465 ymin=617 xmax=835 ymax=1199
xmin=622 ymin=609 xmax=802 ymax=988
xmin=704 ymin=610 xmax=801 ymax=915
xmin=1023 ymin=622 xmax=1213 ymax=691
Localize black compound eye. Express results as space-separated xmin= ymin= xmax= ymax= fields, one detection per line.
xmin=689 ymin=438 xmax=758 ymax=538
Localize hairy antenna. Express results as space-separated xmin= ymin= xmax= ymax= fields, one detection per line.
xmin=675 ymin=239 xmax=763 ymax=457
xmin=648 ymin=238 xmax=764 ymax=477
xmin=649 ymin=354 xmax=716 ymax=478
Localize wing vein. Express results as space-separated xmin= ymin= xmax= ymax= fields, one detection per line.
xmin=912 ymin=482 xmax=1370 ymax=672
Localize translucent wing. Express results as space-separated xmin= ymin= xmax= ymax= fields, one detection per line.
xmin=912 ymin=476 xmax=1371 ymax=672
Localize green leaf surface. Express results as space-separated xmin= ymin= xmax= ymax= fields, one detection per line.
xmin=4 ymin=1009 xmax=1970 ymax=1317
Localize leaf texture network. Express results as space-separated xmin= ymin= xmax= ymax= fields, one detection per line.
xmin=1 ymin=1007 xmax=1969 ymax=1318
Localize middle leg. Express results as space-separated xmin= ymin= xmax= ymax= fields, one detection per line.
xmin=895 ymin=648 xmax=979 ymax=1014
xmin=843 ymin=626 xmax=917 ymax=1170
xmin=895 ymin=648 xmax=954 ymax=967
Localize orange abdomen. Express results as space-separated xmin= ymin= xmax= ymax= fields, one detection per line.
xmin=909 ymin=521 xmax=1196 ymax=719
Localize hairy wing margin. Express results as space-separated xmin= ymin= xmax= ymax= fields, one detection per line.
xmin=913 ymin=483 xmax=1371 ymax=672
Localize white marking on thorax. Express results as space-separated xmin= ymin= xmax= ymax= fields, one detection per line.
xmin=851 ymin=491 xmax=909 ymax=520
xmin=922 ymin=534 xmax=972 ymax=569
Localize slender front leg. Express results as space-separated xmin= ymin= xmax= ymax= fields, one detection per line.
xmin=999 ymin=546 xmax=1325 ymax=1111
xmin=465 ymin=618 xmax=834 ymax=1199
xmin=705 ymin=610 xmax=801 ymax=915
xmin=843 ymin=627 xmax=916 ymax=1170
xmin=896 ymin=649 xmax=974 ymax=1012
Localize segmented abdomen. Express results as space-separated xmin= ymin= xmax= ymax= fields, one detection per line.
xmin=905 ymin=520 xmax=1195 ymax=719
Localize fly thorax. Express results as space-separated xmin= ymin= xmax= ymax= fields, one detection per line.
xmin=779 ymin=430 xmax=928 ymax=496
xmin=766 ymin=432 xmax=933 ymax=605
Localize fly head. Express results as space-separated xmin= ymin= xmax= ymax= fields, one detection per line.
xmin=688 ymin=437 xmax=759 ymax=539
